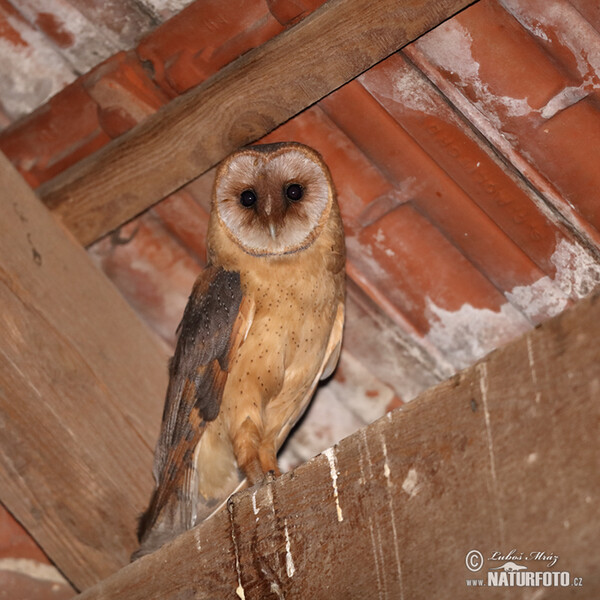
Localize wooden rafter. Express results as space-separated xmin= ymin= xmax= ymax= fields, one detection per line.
xmin=0 ymin=153 xmax=167 ymax=588
xmin=38 ymin=0 xmax=476 ymax=247
xmin=76 ymin=287 xmax=600 ymax=598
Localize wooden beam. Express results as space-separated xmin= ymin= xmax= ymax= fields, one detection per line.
xmin=0 ymin=152 xmax=168 ymax=589
xmin=75 ymin=288 xmax=600 ymax=598
xmin=38 ymin=0 xmax=476 ymax=246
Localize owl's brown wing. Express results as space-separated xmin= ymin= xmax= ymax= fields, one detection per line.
xmin=135 ymin=266 xmax=253 ymax=557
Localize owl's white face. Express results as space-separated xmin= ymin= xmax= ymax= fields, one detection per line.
xmin=213 ymin=143 xmax=333 ymax=256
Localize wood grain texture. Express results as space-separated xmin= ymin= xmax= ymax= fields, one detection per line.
xmin=76 ymin=288 xmax=600 ymax=599
xmin=38 ymin=0 xmax=476 ymax=246
xmin=0 ymin=152 xmax=168 ymax=589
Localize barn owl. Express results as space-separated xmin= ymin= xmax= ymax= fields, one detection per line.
xmin=134 ymin=142 xmax=345 ymax=557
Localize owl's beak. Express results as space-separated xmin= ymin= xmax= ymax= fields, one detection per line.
xmin=268 ymin=221 xmax=277 ymax=240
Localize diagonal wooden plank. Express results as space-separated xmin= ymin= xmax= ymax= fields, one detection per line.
xmin=0 ymin=151 xmax=168 ymax=589
xmin=38 ymin=0 xmax=477 ymax=247
xmin=74 ymin=288 xmax=600 ymax=598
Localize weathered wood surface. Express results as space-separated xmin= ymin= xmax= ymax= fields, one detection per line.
xmin=76 ymin=289 xmax=600 ymax=598
xmin=38 ymin=0 xmax=476 ymax=246
xmin=0 ymin=152 xmax=167 ymax=589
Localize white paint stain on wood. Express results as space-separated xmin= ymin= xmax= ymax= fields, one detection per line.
xmin=323 ymin=447 xmax=343 ymax=522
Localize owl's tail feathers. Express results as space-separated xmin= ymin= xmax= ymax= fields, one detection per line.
xmin=131 ymin=475 xmax=248 ymax=560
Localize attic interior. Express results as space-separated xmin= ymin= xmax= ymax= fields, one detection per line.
xmin=0 ymin=0 xmax=599 ymax=597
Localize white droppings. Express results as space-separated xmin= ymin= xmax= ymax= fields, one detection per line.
xmin=540 ymin=85 xmax=589 ymax=119
xmin=500 ymin=0 xmax=600 ymax=83
xmin=507 ymin=277 xmax=569 ymax=322
xmin=418 ymin=21 xmax=479 ymax=80
xmin=417 ymin=20 xmax=534 ymax=125
xmin=426 ymin=299 xmax=530 ymax=371
xmin=252 ymin=490 xmax=260 ymax=518
xmin=550 ymin=239 xmax=600 ymax=299
xmin=526 ymin=337 xmax=538 ymax=382
xmin=527 ymin=339 xmax=543 ymax=404
xmin=367 ymin=520 xmax=385 ymax=600
xmin=374 ymin=228 xmax=386 ymax=243
xmin=323 ymin=447 xmax=343 ymax=522
xmin=270 ymin=581 xmax=284 ymax=600
xmin=508 ymin=239 xmax=600 ymax=321
xmin=141 ymin=0 xmax=195 ymax=18
xmin=360 ymin=65 xmax=442 ymax=117
xmin=0 ymin=19 xmax=75 ymax=119
xmin=425 ymin=239 xmax=600 ymax=372
xmin=10 ymin=0 xmax=119 ymax=73
xmin=479 ymin=364 xmax=506 ymax=544
xmin=401 ymin=468 xmax=420 ymax=498
xmin=380 ymin=436 xmax=404 ymax=598
xmin=382 ymin=441 xmax=391 ymax=481
xmin=284 ymin=519 xmax=295 ymax=578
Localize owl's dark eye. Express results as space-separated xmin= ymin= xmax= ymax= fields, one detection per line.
xmin=285 ymin=183 xmax=304 ymax=202
xmin=240 ymin=189 xmax=257 ymax=208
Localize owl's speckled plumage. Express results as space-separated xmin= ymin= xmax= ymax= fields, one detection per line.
xmin=135 ymin=142 xmax=345 ymax=557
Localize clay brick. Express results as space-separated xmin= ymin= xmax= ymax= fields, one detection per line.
xmin=360 ymin=52 xmax=574 ymax=278
xmin=82 ymin=51 xmax=169 ymax=138
xmin=321 ymin=80 xmax=548 ymax=296
xmin=412 ymin=0 xmax=600 ymax=236
xmin=530 ymin=99 xmax=600 ymax=231
xmin=0 ymin=505 xmax=75 ymax=598
xmin=0 ymin=49 xmax=169 ymax=184
xmin=152 ymin=190 xmax=211 ymax=264
xmin=501 ymin=0 xmax=600 ymax=100
xmin=0 ymin=0 xmax=28 ymax=47
xmin=355 ymin=203 xmax=521 ymax=335
xmin=415 ymin=0 xmax=575 ymax=114
xmin=0 ymin=80 xmax=109 ymax=187
xmin=0 ymin=0 xmax=76 ymax=121
xmin=65 ymin=0 xmax=159 ymax=48
xmin=568 ymin=0 xmax=600 ymax=32
xmin=136 ymin=0 xmax=283 ymax=96
xmin=88 ymin=213 xmax=202 ymax=347
xmin=0 ymin=504 xmax=47 ymax=562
